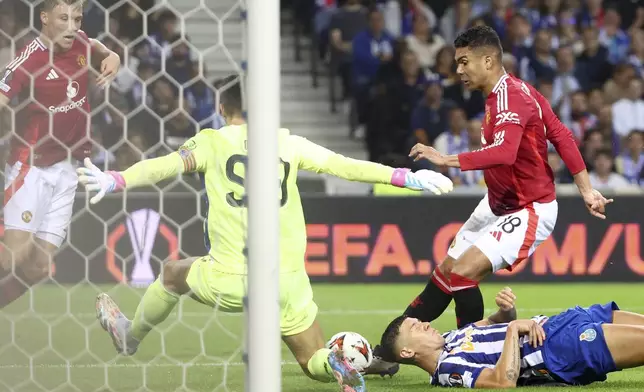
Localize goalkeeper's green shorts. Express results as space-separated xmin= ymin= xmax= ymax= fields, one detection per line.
xmin=186 ymin=255 xmax=318 ymax=336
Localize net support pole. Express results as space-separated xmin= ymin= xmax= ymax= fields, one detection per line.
xmin=245 ymin=0 xmax=281 ymax=391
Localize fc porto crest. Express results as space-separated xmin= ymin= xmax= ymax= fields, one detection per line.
xmin=579 ymin=328 xmax=597 ymax=342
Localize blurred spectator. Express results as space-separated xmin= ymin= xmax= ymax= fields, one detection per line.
xmin=400 ymin=0 xmax=438 ymax=37
xmin=589 ymin=148 xmax=630 ymax=189
xmin=186 ymin=78 xmax=216 ymax=128
xmin=352 ymin=9 xmax=394 ymax=130
xmin=603 ymin=63 xmax=635 ymax=104
xmin=405 ymin=12 xmax=445 ymax=69
xmin=410 ymin=80 xmax=453 ymax=146
xmin=587 ymin=87 xmax=605 ymax=116
xmin=434 ymin=107 xmax=468 ymax=156
xmin=578 ymin=0 xmax=604 ymax=28
xmin=547 ymin=150 xmax=574 ymax=184
xmin=82 ymin=0 xmax=106 ymax=38
xmin=519 ymin=29 xmax=556 ymax=84
xmin=366 ymin=50 xmax=425 ymax=161
xmin=628 ymin=29 xmax=644 ymax=79
xmin=329 ymin=0 xmax=368 ymax=100
xmin=430 ymin=45 xmax=457 ymax=81
xmin=536 ymin=78 xmax=554 ymax=102
xmin=165 ymin=37 xmax=197 ymax=86
xmin=110 ymin=0 xmax=156 ymax=42
xmin=615 ymin=130 xmax=644 ymax=185
xmin=480 ymin=0 xmax=512 ymax=41
xmin=440 ymin=0 xmax=475 ymax=45
xmin=594 ymin=105 xmax=620 ymax=155
xmin=569 ymin=90 xmax=597 ymax=146
xmin=552 ymin=45 xmax=582 ymax=126
xmin=536 ymin=0 xmax=562 ymax=31
xmin=504 ymin=13 xmax=532 ymax=61
xmin=599 ymin=7 xmax=630 ymax=65
xmin=502 ymin=53 xmax=517 ymax=75
xmin=612 ymin=78 xmax=644 ymax=139
xmin=554 ymin=8 xmax=582 ymax=54
xmin=449 ymin=116 xmax=485 ymax=186
xmin=576 ymin=26 xmax=612 ymax=90
xmin=581 ymin=129 xmax=608 ymax=170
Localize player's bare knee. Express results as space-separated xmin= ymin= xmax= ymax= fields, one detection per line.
xmin=451 ymin=247 xmax=492 ymax=281
xmin=437 ymin=257 xmax=455 ymax=278
xmin=18 ymin=258 xmax=50 ymax=284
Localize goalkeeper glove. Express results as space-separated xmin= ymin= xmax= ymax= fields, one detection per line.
xmin=391 ymin=168 xmax=454 ymax=195
xmin=76 ymin=157 xmax=125 ymax=204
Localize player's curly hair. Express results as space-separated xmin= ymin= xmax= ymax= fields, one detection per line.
xmin=454 ymin=25 xmax=503 ymax=61
xmin=379 ymin=315 xmax=414 ymax=365
xmin=42 ymin=0 xmax=86 ymax=12
xmin=214 ymin=74 xmax=243 ymax=117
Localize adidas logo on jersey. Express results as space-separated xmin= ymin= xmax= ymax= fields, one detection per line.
xmin=46 ymin=69 xmax=59 ymax=80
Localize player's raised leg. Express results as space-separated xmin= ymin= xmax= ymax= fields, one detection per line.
xmin=96 ymin=257 xmax=198 ymax=355
xmin=602 ymin=324 xmax=644 ymax=369
xmin=280 ymin=269 xmax=365 ymax=392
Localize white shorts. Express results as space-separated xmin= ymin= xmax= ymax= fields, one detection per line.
xmin=3 ymin=161 xmax=78 ymax=247
xmin=447 ymin=194 xmax=558 ymax=272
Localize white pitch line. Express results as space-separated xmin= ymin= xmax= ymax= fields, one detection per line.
xmin=3 ymin=306 xmax=644 ymax=320
xmin=0 ymin=361 xmax=300 ymax=370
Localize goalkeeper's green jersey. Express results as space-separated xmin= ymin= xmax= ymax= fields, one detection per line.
xmin=138 ymin=124 xmax=397 ymax=274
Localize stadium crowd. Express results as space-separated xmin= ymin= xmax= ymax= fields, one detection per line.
xmin=304 ymin=0 xmax=644 ymax=189
xmin=0 ymin=0 xmax=221 ymax=175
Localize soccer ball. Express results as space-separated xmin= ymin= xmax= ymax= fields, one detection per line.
xmin=326 ymin=331 xmax=373 ymax=372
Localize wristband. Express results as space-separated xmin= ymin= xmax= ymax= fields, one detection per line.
xmin=391 ymin=168 xmax=410 ymax=187
xmin=106 ymin=171 xmax=126 ymax=192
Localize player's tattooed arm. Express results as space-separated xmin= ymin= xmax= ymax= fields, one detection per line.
xmin=474 ymin=323 xmax=521 ymax=388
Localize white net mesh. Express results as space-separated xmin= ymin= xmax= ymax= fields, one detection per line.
xmin=0 ymin=0 xmax=246 ymax=390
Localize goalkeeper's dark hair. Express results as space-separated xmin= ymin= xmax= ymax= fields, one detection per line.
xmin=214 ymin=74 xmax=243 ymax=117
xmin=454 ymin=25 xmax=503 ymax=62
xmin=379 ymin=315 xmax=414 ymax=365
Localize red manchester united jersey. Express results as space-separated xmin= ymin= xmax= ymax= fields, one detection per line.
xmin=458 ymin=74 xmax=585 ymax=215
xmin=0 ymin=32 xmax=92 ymax=167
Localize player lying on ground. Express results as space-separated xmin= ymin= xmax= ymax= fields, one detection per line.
xmin=77 ymin=75 xmax=453 ymax=392
xmin=369 ymin=25 xmax=613 ymax=374
xmin=0 ymin=0 xmax=119 ymax=308
xmin=380 ymin=287 xmax=644 ymax=388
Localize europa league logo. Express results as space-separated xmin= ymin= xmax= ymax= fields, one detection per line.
xmin=126 ymin=209 xmax=160 ymax=287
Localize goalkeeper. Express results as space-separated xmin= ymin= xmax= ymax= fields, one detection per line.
xmin=77 ymin=75 xmax=453 ymax=392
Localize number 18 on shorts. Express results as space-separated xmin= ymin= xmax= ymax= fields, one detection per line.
xmin=449 ymin=196 xmax=558 ymax=272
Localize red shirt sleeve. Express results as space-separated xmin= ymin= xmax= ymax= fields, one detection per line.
xmin=0 ymin=55 xmax=29 ymax=101
xmin=458 ymin=86 xmax=529 ymax=171
xmin=458 ymin=123 xmax=524 ymax=170
xmin=533 ymin=89 xmax=586 ymax=175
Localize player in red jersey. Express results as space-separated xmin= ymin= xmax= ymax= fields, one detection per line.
xmin=0 ymin=0 xmax=120 ymax=307
xmin=404 ymin=26 xmax=613 ymax=329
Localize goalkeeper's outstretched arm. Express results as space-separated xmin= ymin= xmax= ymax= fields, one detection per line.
xmin=291 ymin=135 xmax=454 ymax=194
xmin=77 ymin=131 xmax=212 ymax=203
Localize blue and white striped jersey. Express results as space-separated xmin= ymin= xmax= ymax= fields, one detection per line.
xmin=431 ymin=316 xmax=549 ymax=388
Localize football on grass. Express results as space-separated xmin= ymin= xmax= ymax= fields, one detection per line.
xmin=326 ymin=332 xmax=373 ymax=372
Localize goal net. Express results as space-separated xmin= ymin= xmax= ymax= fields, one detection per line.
xmin=0 ymin=0 xmax=256 ymax=390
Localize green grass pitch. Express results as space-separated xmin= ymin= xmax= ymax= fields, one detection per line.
xmin=1 ymin=283 xmax=644 ymax=391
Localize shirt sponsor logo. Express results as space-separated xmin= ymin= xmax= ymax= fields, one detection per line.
xmin=49 ymin=96 xmax=86 ymax=113
xmin=495 ymin=111 xmax=520 ymax=126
